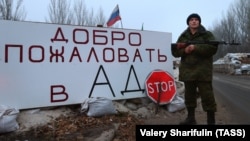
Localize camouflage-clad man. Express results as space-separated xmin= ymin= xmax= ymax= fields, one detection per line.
xmin=171 ymin=13 xmax=218 ymax=125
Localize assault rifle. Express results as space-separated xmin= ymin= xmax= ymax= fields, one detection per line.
xmin=171 ymin=40 xmax=241 ymax=49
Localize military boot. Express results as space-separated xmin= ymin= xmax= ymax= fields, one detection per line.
xmin=180 ymin=108 xmax=196 ymax=125
xmin=207 ymin=111 xmax=215 ymax=125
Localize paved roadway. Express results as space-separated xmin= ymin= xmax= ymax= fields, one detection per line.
xmin=213 ymin=72 xmax=250 ymax=124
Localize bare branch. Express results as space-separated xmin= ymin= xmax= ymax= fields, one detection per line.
xmin=0 ymin=0 xmax=26 ymax=20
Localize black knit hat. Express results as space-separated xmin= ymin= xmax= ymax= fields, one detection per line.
xmin=186 ymin=13 xmax=201 ymax=25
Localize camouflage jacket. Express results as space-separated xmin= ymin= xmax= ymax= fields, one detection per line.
xmin=171 ymin=25 xmax=218 ymax=81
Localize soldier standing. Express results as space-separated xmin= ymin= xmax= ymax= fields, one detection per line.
xmin=171 ymin=13 xmax=218 ymax=125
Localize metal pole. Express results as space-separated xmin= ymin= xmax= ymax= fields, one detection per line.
xmin=155 ymin=83 xmax=162 ymax=114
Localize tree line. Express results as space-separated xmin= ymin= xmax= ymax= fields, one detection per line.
xmin=0 ymin=0 xmax=249 ymax=61
xmin=211 ymin=0 xmax=250 ymax=60
xmin=0 ymin=0 xmax=106 ymax=26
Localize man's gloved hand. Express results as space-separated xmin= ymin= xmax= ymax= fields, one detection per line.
xmin=176 ymin=43 xmax=187 ymax=49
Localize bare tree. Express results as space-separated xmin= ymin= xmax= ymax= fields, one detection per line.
xmin=0 ymin=0 xmax=26 ymax=20
xmin=230 ymin=0 xmax=250 ymax=52
xmin=86 ymin=8 xmax=95 ymax=26
xmin=46 ymin=0 xmax=73 ymax=24
xmin=212 ymin=21 xmax=228 ymax=59
xmin=94 ymin=7 xmax=106 ymax=26
xmin=212 ymin=0 xmax=250 ymax=60
xmin=72 ymin=0 xmax=88 ymax=26
xmin=46 ymin=0 xmax=106 ymax=27
xmin=72 ymin=1 xmax=106 ymax=26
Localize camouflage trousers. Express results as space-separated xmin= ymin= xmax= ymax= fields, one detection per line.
xmin=184 ymin=81 xmax=217 ymax=112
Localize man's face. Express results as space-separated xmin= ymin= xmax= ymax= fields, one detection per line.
xmin=188 ymin=18 xmax=200 ymax=29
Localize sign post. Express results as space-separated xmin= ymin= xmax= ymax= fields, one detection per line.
xmin=145 ymin=70 xmax=177 ymax=107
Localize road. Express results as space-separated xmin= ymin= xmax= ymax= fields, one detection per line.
xmin=213 ymin=72 xmax=250 ymax=124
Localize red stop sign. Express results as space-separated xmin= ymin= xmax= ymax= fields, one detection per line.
xmin=145 ymin=70 xmax=176 ymax=105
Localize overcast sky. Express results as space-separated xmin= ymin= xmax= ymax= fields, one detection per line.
xmin=23 ymin=0 xmax=236 ymax=42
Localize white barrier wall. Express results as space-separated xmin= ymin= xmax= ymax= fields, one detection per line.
xmin=0 ymin=20 xmax=173 ymax=109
